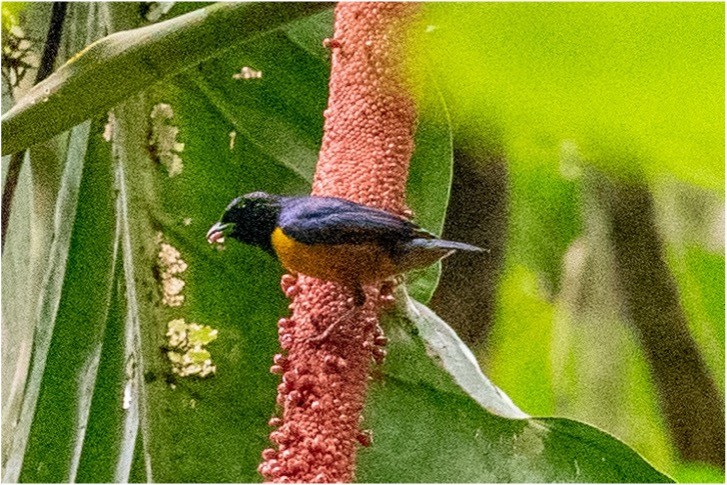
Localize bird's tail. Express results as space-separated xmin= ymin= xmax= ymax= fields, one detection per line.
xmin=396 ymin=238 xmax=484 ymax=273
xmin=418 ymin=238 xmax=484 ymax=253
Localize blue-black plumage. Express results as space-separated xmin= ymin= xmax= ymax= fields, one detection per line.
xmin=207 ymin=191 xmax=483 ymax=292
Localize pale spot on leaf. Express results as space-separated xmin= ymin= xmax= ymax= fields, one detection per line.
xmin=149 ymin=103 xmax=184 ymax=177
xmin=232 ymin=66 xmax=262 ymax=80
xmin=103 ymin=112 xmax=115 ymax=142
xmin=165 ymin=319 xmax=218 ymax=378
xmin=143 ymin=1 xmax=175 ymax=22
xmin=157 ymin=235 xmax=188 ymax=307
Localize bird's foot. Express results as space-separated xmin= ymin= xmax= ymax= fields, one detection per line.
xmin=353 ymin=284 xmax=366 ymax=307
xmin=379 ymin=276 xmax=402 ymax=306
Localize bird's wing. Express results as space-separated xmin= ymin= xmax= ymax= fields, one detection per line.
xmin=278 ymin=196 xmax=429 ymax=246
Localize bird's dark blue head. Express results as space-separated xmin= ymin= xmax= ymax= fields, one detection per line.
xmin=207 ymin=192 xmax=282 ymax=252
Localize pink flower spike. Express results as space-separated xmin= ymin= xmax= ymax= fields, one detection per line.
xmin=261 ymin=3 xmax=420 ymax=483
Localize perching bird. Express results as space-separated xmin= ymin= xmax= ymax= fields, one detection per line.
xmin=207 ymin=192 xmax=483 ymax=305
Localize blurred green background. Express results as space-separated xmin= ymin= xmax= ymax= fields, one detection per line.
xmin=416 ymin=3 xmax=724 ymax=482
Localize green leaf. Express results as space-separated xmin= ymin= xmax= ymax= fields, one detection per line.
xmin=1 ymin=2 xmax=331 ymax=156
xmin=356 ymin=296 xmax=672 ymax=483
xmin=94 ymin=10 xmax=328 ymax=479
xmin=4 ymin=118 xmax=117 ymax=483
xmin=394 ymin=293 xmax=526 ymax=419
xmin=73 ymin=262 xmax=138 ymax=483
xmin=404 ymin=74 xmax=454 ymax=303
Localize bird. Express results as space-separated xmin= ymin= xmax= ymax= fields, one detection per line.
xmin=207 ymin=191 xmax=483 ymax=306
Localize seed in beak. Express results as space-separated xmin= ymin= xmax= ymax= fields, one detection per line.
xmin=207 ymin=231 xmax=225 ymax=244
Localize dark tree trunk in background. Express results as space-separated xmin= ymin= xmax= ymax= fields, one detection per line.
xmin=429 ymin=147 xmax=509 ymax=347
xmin=606 ymin=179 xmax=725 ymax=469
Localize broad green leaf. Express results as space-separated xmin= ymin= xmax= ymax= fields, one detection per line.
xmin=1 ymin=2 xmax=331 ymax=156
xmin=100 ymin=11 xmax=327 ymax=482
xmin=356 ymin=297 xmax=672 ymax=483
xmin=404 ymin=74 xmax=454 ymax=303
xmin=116 ymin=77 xmax=295 ymax=484
xmin=2 ymin=5 xmax=106 ymax=479
xmin=3 ymin=118 xmax=118 ymax=483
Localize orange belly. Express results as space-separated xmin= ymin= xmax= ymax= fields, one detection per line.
xmin=270 ymin=227 xmax=397 ymax=284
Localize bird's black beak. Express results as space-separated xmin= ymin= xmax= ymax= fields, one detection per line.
xmin=206 ymin=222 xmax=234 ymax=244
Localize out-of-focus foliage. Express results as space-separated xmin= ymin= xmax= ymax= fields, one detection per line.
xmin=653 ymin=183 xmax=726 ymax=393
xmin=484 ymin=177 xmax=724 ymax=482
xmin=412 ymin=3 xmax=724 ymax=483
xmin=415 ymin=3 xmax=724 ymax=190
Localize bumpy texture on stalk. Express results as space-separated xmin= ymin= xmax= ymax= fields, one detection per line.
xmin=258 ymin=3 xmax=419 ymax=483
